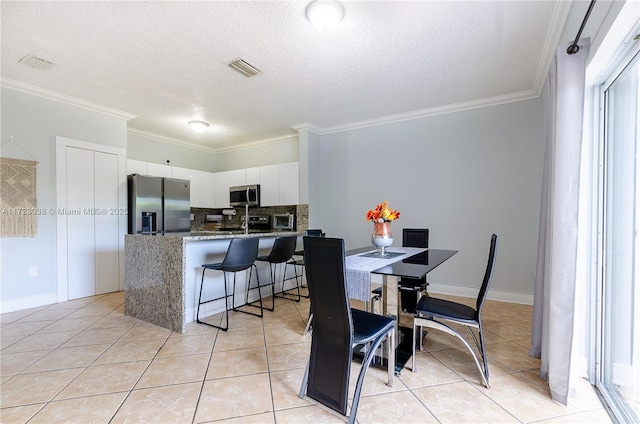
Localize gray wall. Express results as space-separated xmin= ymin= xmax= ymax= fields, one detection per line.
xmin=128 ymin=132 xmax=298 ymax=172
xmin=309 ymin=98 xmax=544 ymax=297
xmin=0 ymin=87 xmax=542 ymax=310
xmin=213 ymin=138 xmax=299 ymax=171
xmin=1 ymin=87 xmax=128 ymax=309
xmin=128 ymin=132 xmax=218 ymax=171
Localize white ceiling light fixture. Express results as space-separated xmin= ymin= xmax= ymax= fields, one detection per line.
xmin=306 ymin=0 xmax=344 ymax=32
xmin=188 ymin=120 xmax=209 ymax=133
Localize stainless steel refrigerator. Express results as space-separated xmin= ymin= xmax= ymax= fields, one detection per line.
xmin=128 ymin=174 xmax=190 ymax=234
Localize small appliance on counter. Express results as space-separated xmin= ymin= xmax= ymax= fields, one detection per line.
xmin=205 ymin=214 xmax=223 ymax=231
xmin=128 ymin=174 xmax=191 ymax=234
xmin=242 ymin=215 xmax=271 ymax=231
xmin=272 ymin=213 xmax=295 ymax=230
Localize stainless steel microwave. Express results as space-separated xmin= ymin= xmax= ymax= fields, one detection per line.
xmin=229 ymin=184 xmax=260 ymax=207
xmin=272 ymin=213 xmax=294 ymax=230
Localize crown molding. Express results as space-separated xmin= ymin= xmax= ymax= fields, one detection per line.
xmin=127 ymin=127 xmax=218 ymax=153
xmin=309 ymin=89 xmax=539 ymax=136
xmin=128 ymin=127 xmax=298 ymax=154
xmin=291 ymin=122 xmax=322 ymax=134
xmin=214 ymin=133 xmax=299 ymax=154
xmin=1 ymin=77 xmax=136 ymax=120
xmin=532 ymin=0 xmax=573 ymax=96
xmin=4 ymin=75 xmax=546 ymax=152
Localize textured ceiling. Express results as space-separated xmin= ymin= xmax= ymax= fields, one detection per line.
xmin=1 ymin=1 xmax=568 ymax=152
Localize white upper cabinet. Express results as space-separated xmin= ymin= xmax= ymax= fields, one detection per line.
xmin=212 ymin=170 xmax=233 ymax=208
xmin=279 ymin=162 xmax=299 ymax=206
xmin=125 ymin=160 xmax=299 ymax=208
xmin=146 ymin=162 xmax=173 ymax=177
xmin=172 ymin=166 xmax=212 ymax=208
xmin=230 ymin=169 xmax=246 ymax=186
xmin=126 ymin=159 xmax=147 ymax=175
xmin=245 ymin=167 xmax=261 ymax=185
xmin=258 ymin=162 xmax=299 ymax=206
xmin=259 ymin=164 xmax=279 ymax=206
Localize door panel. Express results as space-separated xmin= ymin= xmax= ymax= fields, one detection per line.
xmin=598 ymin=48 xmax=639 ymax=422
xmin=94 ymin=151 xmax=120 ymax=295
xmin=66 ymin=147 xmax=95 ymax=299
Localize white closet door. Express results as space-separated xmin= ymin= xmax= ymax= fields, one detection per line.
xmin=66 ymin=147 xmax=96 ymax=299
xmin=94 ymin=151 xmax=120 ymax=294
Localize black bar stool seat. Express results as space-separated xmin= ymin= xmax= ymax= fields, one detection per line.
xmin=255 ymin=236 xmax=299 ymax=307
xmin=197 ymin=237 xmax=262 ymax=331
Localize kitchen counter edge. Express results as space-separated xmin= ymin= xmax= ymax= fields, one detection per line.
xmin=125 ymin=231 xmax=305 ymax=241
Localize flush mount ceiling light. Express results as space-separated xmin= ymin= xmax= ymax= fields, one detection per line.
xmin=306 ymin=0 xmax=344 ymax=32
xmin=188 ymin=120 xmax=209 ymax=133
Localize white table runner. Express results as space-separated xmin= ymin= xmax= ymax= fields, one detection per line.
xmin=345 ymin=247 xmax=426 ymax=301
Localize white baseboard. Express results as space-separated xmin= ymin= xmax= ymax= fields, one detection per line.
xmin=1 ymin=293 xmax=58 ymax=314
xmin=428 ymin=283 xmax=534 ymax=305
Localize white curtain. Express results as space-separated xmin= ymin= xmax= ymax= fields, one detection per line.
xmin=530 ymin=38 xmax=590 ymax=406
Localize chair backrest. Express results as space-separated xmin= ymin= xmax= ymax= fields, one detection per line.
xmin=401 ymin=228 xmax=429 ymax=271
xmin=305 ymin=229 xmax=325 ymax=237
xmin=265 ymin=236 xmax=297 ymax=263
xmin=221 ymin=237 xmax=259 ymax=272
xmin=476 ymin=234 xmax=498 ymax=316
xmin=302 ymin=236 xmax=353 ymax=415
xmin=402 ymin=228 xmax=429 ymax=248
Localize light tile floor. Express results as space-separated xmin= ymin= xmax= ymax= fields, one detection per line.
xmin=0 ymin=291 xmax=611 ymax=423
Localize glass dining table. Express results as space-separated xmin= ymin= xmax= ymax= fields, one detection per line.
xmin=344 ymin=246 xmax=458 ymax=374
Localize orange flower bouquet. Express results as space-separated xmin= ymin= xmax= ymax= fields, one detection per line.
xmin=366 ymin=200 xmax=400 ymax=222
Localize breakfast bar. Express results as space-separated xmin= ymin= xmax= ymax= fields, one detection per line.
xmin=124 ymin=231 xmax=303 ymax=333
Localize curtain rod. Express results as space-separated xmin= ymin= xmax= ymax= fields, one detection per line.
xmin=567 ymin=0 xmax=596 ymax=55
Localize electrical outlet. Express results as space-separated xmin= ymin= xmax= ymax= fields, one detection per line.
xmin=28 ymin=266 xmax=38 ymax=277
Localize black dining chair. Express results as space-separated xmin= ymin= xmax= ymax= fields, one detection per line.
xmin=412 ymin=233 xmax=498 ymax=388
xmin=290 ymin=229 xmax=327 ymax=334
xmin=298 ymin=236 xmax=396 ymax=424
xmin=255 ymin=235 xmax=299 ymax=308
xmin=290 ymin=229 xmax=326 ymax=298
xmin=371 ymin=228 xmax=429 ymax=314
xmin=197 ymin=237 xmax=262 ymax=331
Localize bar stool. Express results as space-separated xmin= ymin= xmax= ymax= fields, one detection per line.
xmin=197 ymin=237 xmax=262 ymax=331
xmin=255 ymin=235 xmax=298 ymax=309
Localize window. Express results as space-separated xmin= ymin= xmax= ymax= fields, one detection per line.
xmin=596 ymin=39 xmax=640 ymax=423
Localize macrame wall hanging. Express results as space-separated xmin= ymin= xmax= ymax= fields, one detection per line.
xmin=0 ymin=137 xmax=39 ymax=237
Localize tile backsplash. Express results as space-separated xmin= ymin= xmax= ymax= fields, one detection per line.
xmin=190 ymin=205 xmax=307 ymax=231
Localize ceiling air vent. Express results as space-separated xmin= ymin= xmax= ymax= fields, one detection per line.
xmin=18 ymin=53 xmax=54 ymax=70
xmin=228 ymin=58 xmax=261 ymax=77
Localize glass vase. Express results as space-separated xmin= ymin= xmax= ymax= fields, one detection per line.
xmin=371 ymin=221 xmax=393 ymax=256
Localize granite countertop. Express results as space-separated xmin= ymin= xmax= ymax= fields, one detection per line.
xmin=125 ymin=230 xmax=304 ymax=241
